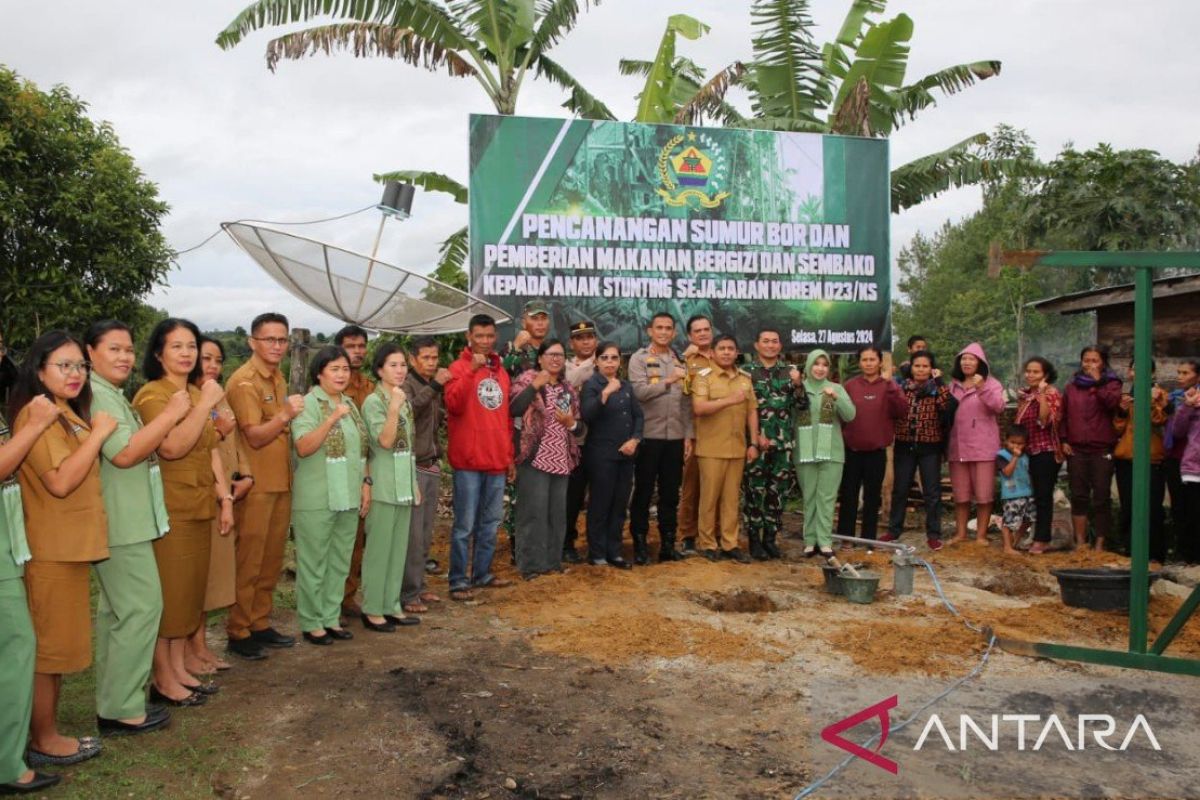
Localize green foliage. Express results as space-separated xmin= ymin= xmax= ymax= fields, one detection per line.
xmin=893 ymin=129 xmax=1200 ymax=386
xmin=0 ymin=68 xmax=171 ymax=349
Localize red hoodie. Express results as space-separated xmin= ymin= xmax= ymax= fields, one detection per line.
xmin=444 ymin=348 xmax=513 ymax=473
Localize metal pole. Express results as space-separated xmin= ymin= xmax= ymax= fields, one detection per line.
xmin=352 ymin=214 xmax=388 ymax=319
xmin=1129 ymin=265 xmax=1153 ymax=653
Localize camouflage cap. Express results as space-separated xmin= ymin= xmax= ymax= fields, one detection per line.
xmin=522 ymin=299 xmax=550 ymax=317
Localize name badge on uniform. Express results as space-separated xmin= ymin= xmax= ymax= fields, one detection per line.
xmin=698 ymin=367 xmax=712 ymax=377
xmin=264 ymin=394 xmax=275 ymax=402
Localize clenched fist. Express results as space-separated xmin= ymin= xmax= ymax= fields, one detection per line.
xmin=26 ymin=395 xmax=61 ymax=430
xmin=331 ymin=403 xmax=352 ymax=421
xmin=434 ymin=367 xmax=453 ymax=385
xmin=166 ymin=389 xmax=192 ymax=422
xmin=199 ymin=379 xmax=225 ymax=409
xmin=92 ymin=411 xmax=119 ymax=438
xmin=285 ymin=394 xmax=306 ymax=419
xmin=390 ymin=385 xmax=407 ymax=407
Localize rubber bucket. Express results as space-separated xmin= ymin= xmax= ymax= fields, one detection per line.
xmin=1050 ymin=568 xmax=1161 ymax=611
xmin=841 ymin=571 xmax=881 ymax=605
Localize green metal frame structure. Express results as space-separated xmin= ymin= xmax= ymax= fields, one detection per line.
xmin=991 ymin=251 xmax=1200 ymax=676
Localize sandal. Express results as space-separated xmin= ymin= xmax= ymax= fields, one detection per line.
xmin=419 ymin=592 xmax=442 ymax=603
xmin=402 ymin=602 xmax=429 ymax=614
xmin=450 ymin=588 xmax=476 ymax=601
xmin=803 ymin=545 xmax=817 ymax=558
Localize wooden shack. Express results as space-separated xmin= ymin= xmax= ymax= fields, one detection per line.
xmin=1030 ymin=273 xmax=1200 ymax=382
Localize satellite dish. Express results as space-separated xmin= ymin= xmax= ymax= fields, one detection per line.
xmin=221 ymin=221 xmax=508 ymax=334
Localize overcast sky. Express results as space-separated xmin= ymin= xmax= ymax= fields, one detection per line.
xmin=2 ymin=0 xmax=1197 ymax=333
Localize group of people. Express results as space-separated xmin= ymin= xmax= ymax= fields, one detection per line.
xmin=3 ymin=305 xmax=1199 ymax=795
xmin=0 ymin=317 xmax=447 ymax=794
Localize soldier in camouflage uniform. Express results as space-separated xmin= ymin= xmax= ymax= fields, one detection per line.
xmin=499 ymin=300 xmax=552 ymax=558
xmin=742 ymin=328 xmax=805 ymax=559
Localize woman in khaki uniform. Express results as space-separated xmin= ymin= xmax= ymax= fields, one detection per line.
xmin=11 ymin=331 xmax=118 ymax=766
xmin=1 ymin=396 xmax=66 ymax=792
xmin=133 ymin=319 xmax=232 ymax=707
xmin=186 ymin=337 xmax=253 ymax=674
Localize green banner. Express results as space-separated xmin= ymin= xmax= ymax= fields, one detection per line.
xmin=469 ymin=114 xmax=890 ymax=352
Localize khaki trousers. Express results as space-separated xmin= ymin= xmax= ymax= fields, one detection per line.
xmin=697 ymin=456 xmax=744 ymax=552
xmin=227 ymin=490 xmax=291 ymax=639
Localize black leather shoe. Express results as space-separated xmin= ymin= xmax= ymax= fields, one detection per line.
xmin=97 ymin=709 xmax=171 ymax=737
xmin=227 ymin=636 xmax=267 ymax=660
xmin=0 ymin=771 xmax=62 ymax=794
xmin=658 ymin=549 xmax=685 ymax=562
xmin=701 ymin=549 xmax=720 ymax=562
xmin=303 ymin=630 xmax=333 ymax=645
xmin=360 ymin=614 xmax=396 ymax=632
xmin=680 ymin=538 xmax=699 ymax=557
xmin=606 ymin=558 xmax=634 ymax=570
xmin=181 ymin=681 xmax=219 ymax=696
xmin=149 ymin=686 xmax=207 ymax=707
xmin=384 ymin=614 xmax=421 ymax=626
xmin=25 ymin=737 xmax=102 ymax=768
xmin=250 ymin=627 xmax=296 ymax=648
xmin=722 ymin=548 xmax=753 ymax=564
xmin=762 ymin=539 xmax=782 ymax=559
xmin=326 ymin=627 xmax=353 ymax=640
xmin=562 ymin=549 xmax=583 ymax=564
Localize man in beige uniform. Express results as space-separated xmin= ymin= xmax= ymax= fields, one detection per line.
xmin=334 ymin=325 xmax=375 ymax=619
xmin=692 ymin=335 xmax=759 ymax=563
xmin=678 ymin=314 xmax=715 ymax=556
xmin=225 ymin=313 xmax=305 ymax=660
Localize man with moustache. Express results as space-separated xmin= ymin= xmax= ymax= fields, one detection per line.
xmin=225 ymin=312 xmax=306 ymax=660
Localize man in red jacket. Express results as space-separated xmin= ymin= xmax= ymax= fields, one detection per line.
xmin=445 ymin=314 xmax=514 ymax=600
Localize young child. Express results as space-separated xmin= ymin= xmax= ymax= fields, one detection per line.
xmin=996 ymin=425 xmax=1035 ymax=555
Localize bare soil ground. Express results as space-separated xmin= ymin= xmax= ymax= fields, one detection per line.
xmin=48 ymin=510 xmax=1200 ymax=800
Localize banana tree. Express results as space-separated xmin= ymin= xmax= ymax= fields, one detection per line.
xmin=217 ymin=0 xmax=616 ymax=287
xmin=664 ymin=0 xmax=1016 ymax=211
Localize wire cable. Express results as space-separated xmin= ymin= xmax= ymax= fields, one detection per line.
xmin=169 ymin=204 xmax=378 ymax=258
xmin=794 ymin=559 xmax=997 ymax=799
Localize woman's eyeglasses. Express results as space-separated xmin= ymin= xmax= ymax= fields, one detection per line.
xmin=51 ymin=361 xmax=91 ymax=376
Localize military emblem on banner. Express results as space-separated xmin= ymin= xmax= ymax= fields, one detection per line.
xmin=657 ymin=131 xmax=730 ymax=209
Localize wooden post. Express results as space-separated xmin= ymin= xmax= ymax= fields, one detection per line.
xmin=289 ymin=328 xmax=311 ymax=396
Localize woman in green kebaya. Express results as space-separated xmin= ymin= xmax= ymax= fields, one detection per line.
xmin=86 ymin=320 xmax=187 ymax=735
xmin=291 ymin=346 xmax=370 ymax=645
xmin=0 ymin=395 xmax=63 ymax=794
xmin=360 ymin=343 xmax=421 ymax=632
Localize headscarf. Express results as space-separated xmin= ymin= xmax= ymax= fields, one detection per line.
xmin=796 ymin=350 xmax=837 ymax=462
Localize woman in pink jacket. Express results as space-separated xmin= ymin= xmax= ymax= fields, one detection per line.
xmin=948 ymin=343 xmax=1006 ymax=544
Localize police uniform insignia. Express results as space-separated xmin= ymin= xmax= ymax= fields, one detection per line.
xmin=698 ymin=367 xmax=712 ymax=377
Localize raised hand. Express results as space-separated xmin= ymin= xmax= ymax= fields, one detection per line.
xmin=1185 ymin=386 xmax=1200 ymax=407
xmin=604 ymin=376 xmax=622 ymax=396
xmin=532 ymin=369 xmax=552 ymax=389
xmin=666 ymin=365 xmax=687 ymax=384
xmin=331 ymin=403 xmax=352 ymax=421
xmin=434 ymin=367 xmax=453 ymax=385
xmin=390 ymin=385 xmax=407 ymax=407
xmin=822 ymin=386 xmax=837 ymax=398
xmin=285 ymin=394 xmax=306 ymax=419
xmin=513 ymin=330 xmax=532 ymax=350
xmin=471 ymin=353 xmax=488 ymax=371
xmin=199 ymin=378 xmax=225 ymax=409
xmin=213 ymin=409 xmax=237 ymax=437
xmin=931 ymin=368 xmax=943 ymax=380
xmin=26 ymin=395 xmax=61 ymax=430
xmin=91 ymin=411 xmax=119 ymax=438
xmin=682 ymin=343 xmax=699 ymax=359
xmin=789 ymin=366 xmax=803 ymax=385
xmin=166 ymin=389 xmax=192 ymax=422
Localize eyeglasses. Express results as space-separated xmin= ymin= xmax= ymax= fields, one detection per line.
xmin=253 ymin=337 xmax=289 ymax=348
xmin=597 ymin=354 xmax=620 ymax=361
xmin=542 ymin=353 xmax=566 ymax=359
xmin=51 ymin=361 xmax=91 ymax=376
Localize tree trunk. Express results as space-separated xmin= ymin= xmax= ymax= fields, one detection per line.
xmin=289 ymin=328 xmax=311 ymax=396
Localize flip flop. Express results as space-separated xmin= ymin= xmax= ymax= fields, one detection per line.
xmin=419 ymin=592 xmax=443 ymax=603
xmin=402 ymin=602 xmax=429 ymax=614
xmin=450 ymin=589 xmax=476 ymax=601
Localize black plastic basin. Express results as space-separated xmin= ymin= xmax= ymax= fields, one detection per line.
xmin=1049 ymin=568 xmax=1161 ymax=611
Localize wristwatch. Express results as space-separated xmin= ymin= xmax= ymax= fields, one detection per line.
xmin=362 ymin=476 xmax=374 ymax=486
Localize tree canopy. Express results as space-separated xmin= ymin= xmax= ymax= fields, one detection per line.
xmin=0 ymin=67 xmax=172 ymax=349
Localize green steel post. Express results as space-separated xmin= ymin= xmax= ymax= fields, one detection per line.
xmin=1129 ymin=266 xmax=1153 ymax=653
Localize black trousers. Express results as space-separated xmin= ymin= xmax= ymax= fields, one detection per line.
xmin=1175 ymin=480 xmax=1200 ymax=564
xmin=585 ymin=454 xmax=635 ymax=562
xmin=1029 ymin=451 xmax=1062 ymax=543
xmin=888 ymin=443 xmax=942 ymax=539
xmin=630 ymin=438 xmax=684 ymax=539
xmin=564 ymin=461 xmax=589 ymax=552
xmin=1114 ymin=459 xmax=1167 ymax=561
xmin=838 ymin=448 xmax=888 ymax=540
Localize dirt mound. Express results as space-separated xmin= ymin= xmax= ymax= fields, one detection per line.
xmin=823 ymin=610 xmax=989 ymax=677
xmin=692 ymin=588 xmax=791 ymax=613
